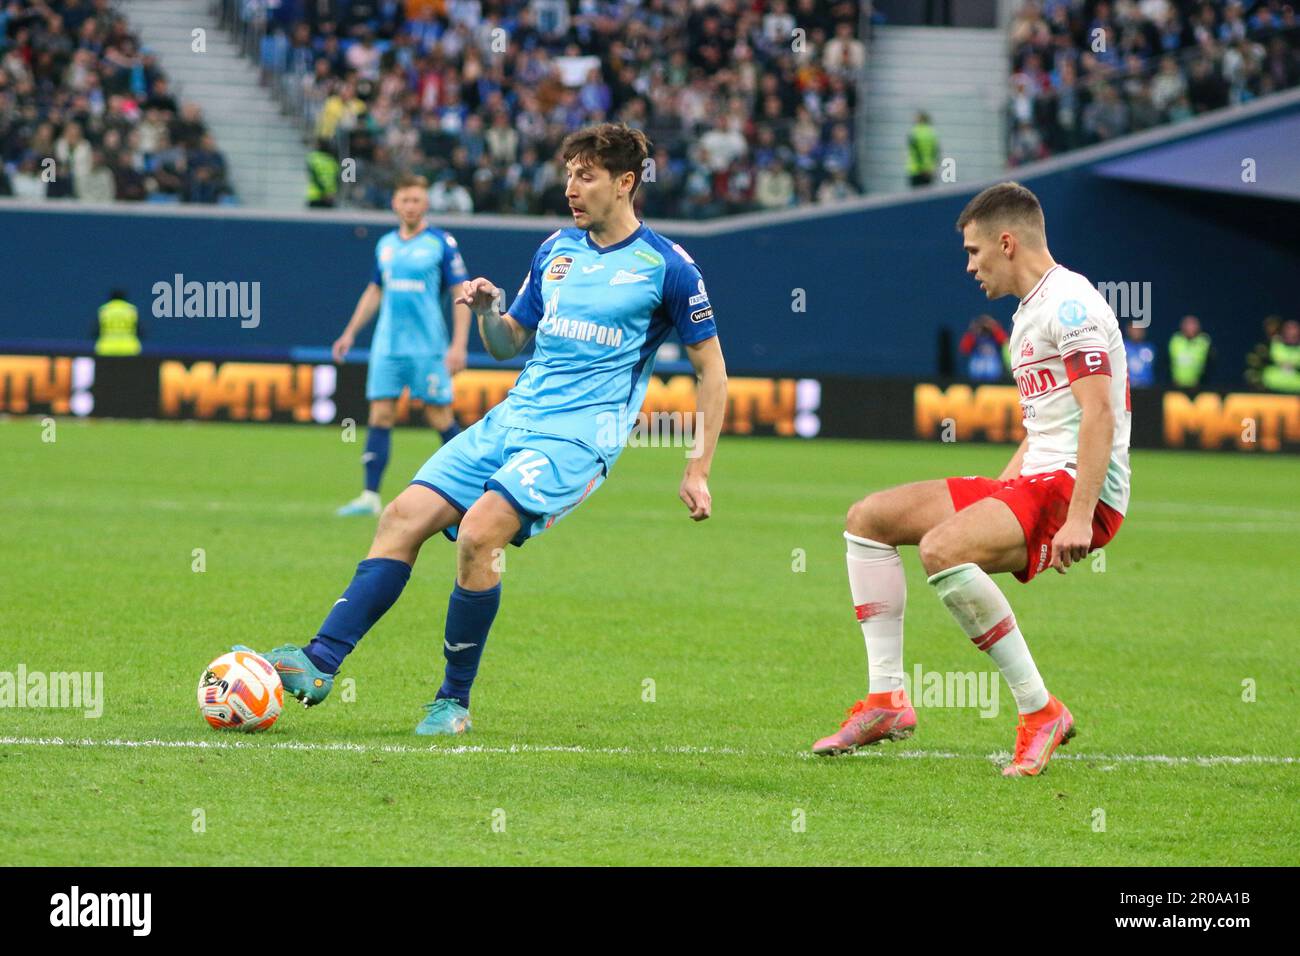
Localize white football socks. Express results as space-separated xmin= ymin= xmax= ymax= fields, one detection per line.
xmin=844 ymin=532 xmax=906 ymax=694
xmin=928 ymin=562 xmax=1049 ymax=714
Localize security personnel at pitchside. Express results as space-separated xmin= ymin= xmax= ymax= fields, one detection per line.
xmin=94 ymin=289 xmax=141 ymax=356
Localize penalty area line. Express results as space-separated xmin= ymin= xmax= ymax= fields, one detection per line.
xmin=0 ymin=736 xmax=1295 ymax=767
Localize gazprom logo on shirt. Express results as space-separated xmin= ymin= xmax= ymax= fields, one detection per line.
xmin=387 ymin=278 xmax=427 ymax=293
xmin=538 ymin=289 xmax=623 ymax=347
xmin=538 ymin=313 xmax=624 ymax=348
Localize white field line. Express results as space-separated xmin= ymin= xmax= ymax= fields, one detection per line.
xmin=0 ymin=736 xmax=1295 ymax=768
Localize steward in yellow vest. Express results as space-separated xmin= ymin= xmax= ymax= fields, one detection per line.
xmin=95 ymin=290 xmax=141 ymax=356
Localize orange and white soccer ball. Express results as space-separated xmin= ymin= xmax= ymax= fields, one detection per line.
xmin=197 ymin=650 xmax=283 ymax=731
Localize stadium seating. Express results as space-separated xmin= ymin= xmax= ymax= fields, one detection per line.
xmin=1007 ymin=0 xmax=1300 ymax=165
xmin=221 ymin=0 xmax=867 ymax=216
xmin=0 ymin=0 xmax=233 ymax=203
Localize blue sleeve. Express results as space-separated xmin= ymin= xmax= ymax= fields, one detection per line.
xmin=439 ymin=230 xmax=469 ymax=289
xmin=372 ymin=241 xmax=384 ymax=287
xmin=662 ymin=246 xmax=716 ymax=345
xmin=508 ymin=241 xmax=549 ymax=330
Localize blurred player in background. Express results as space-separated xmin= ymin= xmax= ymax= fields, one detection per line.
xmin=333 ymin=173 xmax=471 ymax=516
xmin=242 ymin=124 xmax=728 ymax=734
xmin=814 ymin=182 xmax=1131 ymax=777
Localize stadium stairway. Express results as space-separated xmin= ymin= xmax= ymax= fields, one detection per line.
xmin=862 ymin=27 xmax=1007 ymax=195
xmin=116 ymin=0 xmax=306 ymax=209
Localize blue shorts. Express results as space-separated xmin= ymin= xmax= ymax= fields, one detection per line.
xmin=411 ymin=406 xmax=607 ymax=546
xmin=366 ymin=353 xmax=453 ymax=404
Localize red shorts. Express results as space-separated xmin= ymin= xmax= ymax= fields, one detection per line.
xmin=946 ymin=470 xmax=1124 ymax=583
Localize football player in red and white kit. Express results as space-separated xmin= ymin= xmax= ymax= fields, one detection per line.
xmin=813 ymin=182 xmax=1131 ymax=776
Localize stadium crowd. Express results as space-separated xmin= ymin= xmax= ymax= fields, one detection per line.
xmin=1006 ymin=0 xmax=1300 ymax=165
xmin=0 ymin=0 xmax=233 ymax=203
xmin=241 ymin=0 xmax=867 ymax=216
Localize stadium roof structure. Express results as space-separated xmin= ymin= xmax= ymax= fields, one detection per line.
xmin=1091 ymin=108 xmax=1300 ymax=203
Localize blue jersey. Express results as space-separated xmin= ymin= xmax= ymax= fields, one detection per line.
xmin=503 ymin=222 xmax=718 ymax=464
xmin=371 ymin=225 xmax=468 ymax=357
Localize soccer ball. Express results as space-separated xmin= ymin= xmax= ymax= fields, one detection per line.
xmin=197 ymin=650 xmax=283 ymax=732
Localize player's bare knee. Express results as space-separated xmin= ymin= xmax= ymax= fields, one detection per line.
xmin=918 ymin=527 xmax=961 ymax=576
xmin=455 ymin=509 xmax=506 ymax=559
xmin=376 ymin=496 xmax=423 ymax=546
xmin=425 ymin=405 xmax=452 ymax=431
xmin=846 ymin=493 xmax=890 ymax=542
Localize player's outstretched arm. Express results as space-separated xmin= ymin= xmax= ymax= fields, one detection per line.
xmin=457 ymin=278 xmax=532 ymax=360
xmin=1051 ymin=372 xmax=1112 ymax=571
xmin=680 ymin=335 xmax=728 ymax=522
xmin=333 ymin=282 xmax=382 ymax=362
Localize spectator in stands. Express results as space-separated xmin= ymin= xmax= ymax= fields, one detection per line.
xmin=907 ymin=111 xmax=939 ymax=188
xmin=1082 ymin=83 xmax=1130 ymax=143
xmin=77 ymin=148 xmax=115 ymax=202
xmin=824 ymin=20 xmax=866 ymax=75
xmin=1124 ymin=321 xmax=1157 ymax=387
xmin=960 ymin=314 xmax=1010 ymax=383
xmin=1169 ymin=314 xmax=1213 ymax=389
xmin=755 ymin=158 xmax=795 ymax=209
xmin=428 ymin=167 xmax=471 ymax=213
xmin=9 ymin=155 xmax=48 ymax=200
xmin=1261 ymin=319 xmax=1300 ymax=393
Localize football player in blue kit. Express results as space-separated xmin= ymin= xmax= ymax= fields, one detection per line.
xmin=333 ymin=173 xmax=471 ymax=516
xmin=246 ymin=125 xmax=729 ymax=734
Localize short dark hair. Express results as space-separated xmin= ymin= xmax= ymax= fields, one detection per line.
xmin=956 ymin=181 xmax=1046 ymax=245
xmin=560 ymin=123 xmax=652 ymax=198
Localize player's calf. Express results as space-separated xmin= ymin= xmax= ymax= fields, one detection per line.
xmin=454 ymin=491 xmax=520 ymax=590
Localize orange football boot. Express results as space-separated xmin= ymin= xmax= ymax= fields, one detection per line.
xmin=812 ymin=690 xmax=917 ymax=755
xmin=1002 ymin=695 xmax=1076 ymax=777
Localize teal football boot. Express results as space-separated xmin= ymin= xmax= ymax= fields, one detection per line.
xmin=415 ymin=698 xmax=472 ymax=736
xmin=232 ymin=643 xmax=334 ymax=707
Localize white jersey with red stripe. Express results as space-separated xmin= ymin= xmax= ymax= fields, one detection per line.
xmin=1009 ymin=264 xmax=1131 ymax=514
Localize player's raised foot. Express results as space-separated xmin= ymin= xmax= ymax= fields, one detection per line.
xmin=812 ymin=690 xmax=917 ymax=755
xmin=336 ymin=491 xmax=381 ymax=517
xmin=233 ymin=643 xmax=334 ymax=707
xmin=415 ymin=698 xmax=472 ymax=736
xmin=1002 ymin=695 xmax=1076 ymax=778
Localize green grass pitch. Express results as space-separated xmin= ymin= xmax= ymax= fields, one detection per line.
xmin=2 ymin=416 xmax=1297 ymax=865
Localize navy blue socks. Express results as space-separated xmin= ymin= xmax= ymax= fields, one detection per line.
xmin=438 ymin=420 xmax=461 ymax=445
xmin=362 ymin=426 xmax=391 ymax=493
xmin=305 ymin=557 xmax=412 ymax=673
xmin=435 ymin=581 xmax=501 ymax=708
